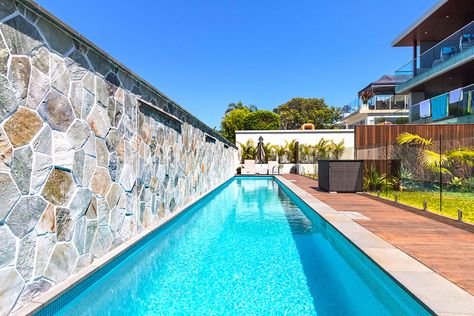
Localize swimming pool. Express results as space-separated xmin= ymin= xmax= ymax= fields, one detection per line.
xmin=38 ymin=177 xmax=431 ymax=315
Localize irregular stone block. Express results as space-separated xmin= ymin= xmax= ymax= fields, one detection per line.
xmin=6 ymin=195 xmax=47 ymax=238
xmin=90 ymin=166 xmax=111 ymax=196
xmin=52 ymin=131 xmax=73 ymax=170
xmin=82 ymin=155 xmax=96 ymax=187
xmin=50 ymin=54 xmax=70 ymax=95
xmin=81 ymin=89 xmax=94 ymax=120
xmin=84 ymin=219 xmax=97 ymax=253
xmin=3 ymin=107 xmax=43 ymax=148
xmin=72 ymin=149 xmax=85 ymax=186
xmin=90 ymin=226 xmax=113 ymax=258
xmin=68 ymin=188 xmax=93 ymax=220
xmin=106 ymin=183 xmax=122 ymax=209
xmin=105 ymin=128 xmax=119 ymax=152
xmin=44 ymin=242 xmax=79 ymax=283
xmin=95 ymin=76 xmax=107 ymax=106
xmin=87 ymin=104 xmax=111 ymax=138
xmin=69 ymin=81 xmax=83 ymax=118
xmin=33 ymin=234 xmax=56 ymax=278
xmin=55 ymin=207 xmax=73 ymax=241
xmin=0 ymin=0 xmax=15 ymax=20
xmin=17 ymin=231 xmax=36 ymax=280
xmin=83 ymin=133 xmax=96 ymax=157
xmin=37 ymin=17 xmax=74 ymax=55
xmin=38 ymin=90 xmax=75 ymax=132
xmin=120 ymin=163 xmax=136 ymax=192
xmin=14 ymin=279 xmax=52 ymax=311
xmin=109 ymin=206 xmax=125 ymax=236
xmin=73 ymin=216 xmax=87 ymax=254
xmin=65 ymin=49 xmax=90 ymax=81
xmin=0 ymin=35 xmax=9 ymax=76
xmin=31 ymin=152 xmax=52 ymax=194
xmin=85 ymin=195 xmax=97 ymax=220
xmin=0 ymin=225 xmax=16 ymax=268
xmin=41 ymin=168 xmax=76 ymax=206
xmin=8 ymin=55 xmax=30 ymax=105
xmin=35 ymin=203 xmax=55 ymax=235
xmin=0 ymin=74 xmax=17 ymax=123
xmin=0 ymin=172 xmax=20 ymax=222
xmin=73 ymin=254 xmax=93 ymax=273
xmin=82 ymin=71 xmax=94 ymax=94
xmin=96 ymin=196 xmax=110 ymax=226
xmin=32 ymin=125 xmax=52 ymax=155
xmin=95 ymin=137 xmax=109 ymax=167
xmin=67 ymin=120 xmax=90 ymax=150
xmin=0 ymin=267 xmax=25 ymax=315
xmin=0 ymin=15 xmax=43 ymax=55
xmin=31 ymin=46 xmax=50 ymax=75
xmin=87 ymin=49 xmax=110 ymax=76
xmin=11 ymin=145 xmax=33 ymax=194
xmin=26 ymin=66 xmax=50 ymax=109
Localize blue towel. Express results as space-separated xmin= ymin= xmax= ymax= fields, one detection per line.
xmin=431 ymin=94 xmax=448 ymax=120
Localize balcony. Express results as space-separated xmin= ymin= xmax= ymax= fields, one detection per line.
xmin=395 ymin=20 xmax=474 ymax=93
xmin=343 ymin=95 xmax=409 ymax=115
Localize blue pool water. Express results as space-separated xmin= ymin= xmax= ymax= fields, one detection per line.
xmin=44 ymin=177 xmax=430 ymax=315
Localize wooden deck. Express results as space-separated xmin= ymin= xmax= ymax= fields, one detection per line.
xmin=283 ymin=174 xmax=474 ymax=295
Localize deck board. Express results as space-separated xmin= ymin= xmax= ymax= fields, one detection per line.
xmin=283 ymin=174 xmax=474 ymax=295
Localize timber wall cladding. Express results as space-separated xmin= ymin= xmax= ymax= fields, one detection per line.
xmin=0 ymin=0 xmax=236 ymax=314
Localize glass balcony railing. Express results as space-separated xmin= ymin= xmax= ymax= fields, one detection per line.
xmin=395 ymin=20 xmax=474 ymax=90
xmin=410 ymin=83 xmax=474 ymax=122
xmin=342 ymin=95 xmax=409 ymax=116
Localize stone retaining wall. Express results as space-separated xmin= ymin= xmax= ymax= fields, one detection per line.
xmin=0 ymin=1 xmax=237 ymax=314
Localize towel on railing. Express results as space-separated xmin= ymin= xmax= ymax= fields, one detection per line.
xmin=431 ymin=94 xmax=449 ymax=120
xmin=419 ymin=100 xmax=431 ymax=118
xmin=449 ymin=88 xmax=463 ymax=103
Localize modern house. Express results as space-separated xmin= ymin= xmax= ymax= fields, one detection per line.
xmin=393 ymin=0 xmax=474 ymax=124
xmin=342 ymin=75 xmax=410 ymax=128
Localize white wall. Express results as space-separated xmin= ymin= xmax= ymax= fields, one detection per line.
xmin=236 ymin=129 xmax=355 ymax=160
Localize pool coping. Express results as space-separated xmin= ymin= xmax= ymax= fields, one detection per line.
xmin=12 ymin=177 xmax=234 ymax=316
xmin=275 ymin=175 xmax=474 ymax=316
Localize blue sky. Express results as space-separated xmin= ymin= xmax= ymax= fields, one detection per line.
xmin=36 ymin=0 xmax=435 ymax=128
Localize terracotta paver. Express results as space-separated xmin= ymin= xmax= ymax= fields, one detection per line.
xmin=283 ymin=174 xmax=474 ymax=295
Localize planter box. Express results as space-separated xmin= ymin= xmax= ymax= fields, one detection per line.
xmin=318 ymin=160 xmax=364 ymax=193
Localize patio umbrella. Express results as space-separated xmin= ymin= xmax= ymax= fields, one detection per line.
xmin=256 ymin=136 xmax=266 ymax=164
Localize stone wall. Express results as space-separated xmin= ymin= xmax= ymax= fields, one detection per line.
xmin=0 ymin=1 xmax=236 ymax=314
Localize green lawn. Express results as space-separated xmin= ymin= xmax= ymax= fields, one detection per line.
xmin=371 ymin=190 xmax=474 ymax=223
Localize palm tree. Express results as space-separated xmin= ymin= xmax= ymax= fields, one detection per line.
xmin=330 ymin=139 xmax=345 ymax=160
xmin=238 ymin=140 xmax=256 ymax=162
xmin=314 ymin=138 xmax=331 ymax=160
xmin=225 ymin=102 xmax=257 ymax=114
xmin=263 ymin=143 xmax=276 ymax=161
xmin=396 ymin=132 xmax=474 ymax=177
xmin=273 ymin=143 xmax=289 ymax=163
xmin=299 ymin=144 xmax=314 ymax=163
xmin=285 ymin=140 xmax=298 ymax=163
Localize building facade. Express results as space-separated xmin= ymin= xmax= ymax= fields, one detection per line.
xmin=393 ymin=0 xmax=474 ymax=124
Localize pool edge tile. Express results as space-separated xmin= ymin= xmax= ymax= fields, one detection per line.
xmin=274 ymin=175 xmax=474 ymax=316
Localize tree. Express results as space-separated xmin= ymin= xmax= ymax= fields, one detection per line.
xmin=330 ymin=139 xmax=345 ymax=159
xmin=220 ymin=108 xmax=250 ymax=143
xmin=225 ymin=101 xmax=257 ymax=114
xmin=238 ymin=140 xmax=256 ymax=162
xmin=273 ymin=144 xmax=288 ymax=163
xmin=274 ymin=98 xmax=342 ymax=130
xmin=397 ymin=132 xmax=474 ymax=177
xmin=242 ymin=110 xmax=280 ymax=131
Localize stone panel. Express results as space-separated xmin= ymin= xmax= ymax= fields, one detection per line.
xmin=43 ymin=243 xmax=79 ymax=283
xmin=41 ymin=168 xmax=76 ymax=206
xmin=0 ymin=225 xmax=16 ymax=268
xmin=26 ymin=66 xmax=50 ymax=109
xmin=38 ymin=90 xmax=75 ymax=132
xmin=0 ymin=172 xmax=21 ymax=222
xmin=3 ymin=107 xmax=43 ymax=147
xmin=0 ymin=267 xmax=25 ymax=315
xmin=11 ymin=145 xmax=33 ymax=194
xmin=87 ymin=104 xmax=111 ymax=138
xmin=8 ymin=55 xmax=31 ymax=105
xmin=0 ymin=15 xmax=43 ymax=55
xmin=0 ymin=74 xmax=17 ymax=123
xmin=36 ymin=17 xmax=74 ymax=55
xmin=6 ymin=195 xmax=47 ymax=238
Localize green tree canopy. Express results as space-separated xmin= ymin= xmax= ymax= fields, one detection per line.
xmin=273 ymin=97 xmax=342 ymax=130
xmin=225 ymin=101 xmax=257 ymax=114
xmin=220 ymin=108 xmax=250 ymax=143
xmin=242 ymin=110 xmax=280 ymax=131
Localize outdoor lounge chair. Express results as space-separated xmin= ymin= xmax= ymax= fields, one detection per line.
xmin=268 ymin=161 xmax=278 ymax=174
xmin=242 ymin=160 xmax=256 ymax=175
